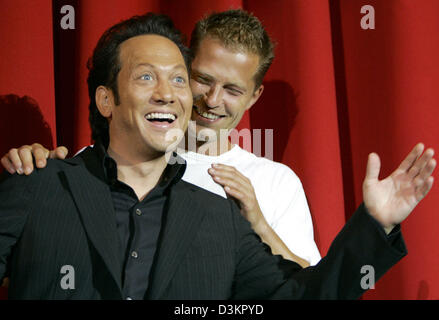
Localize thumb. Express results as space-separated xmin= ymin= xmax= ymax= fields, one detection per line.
xmin=365 ymin=152 xmax=381 ymax=183
xmin=49 ymin=146 xmax=68 ymax=159
xmin=56 ymin=146 xmax=69 ymax=159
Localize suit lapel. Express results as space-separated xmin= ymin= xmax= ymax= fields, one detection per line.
xmin=147 ymin=182 xmax=207 ymax=299
xmin=63 ymin=165 xmax=123 ymax=293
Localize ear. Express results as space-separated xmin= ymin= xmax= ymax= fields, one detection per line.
xmin=245 ymin=84 xmax=264 ymax=111
xmin=95 ymin=86 xmax=114 ymax=118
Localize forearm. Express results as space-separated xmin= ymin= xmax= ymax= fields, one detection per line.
xmin=298 ymin=203 xmax=406 ymax=299
xmin=253 ymin=220 xmax=310 ymax=268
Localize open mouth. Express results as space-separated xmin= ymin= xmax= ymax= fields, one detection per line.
xmin=145 ymin=112 xmax=177 ymax=124
xmin=193 ymin=106 xmax=225 ymax=121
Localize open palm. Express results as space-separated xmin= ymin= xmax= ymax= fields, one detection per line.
xmin=363 ymin=143 xmax=436 ymax=232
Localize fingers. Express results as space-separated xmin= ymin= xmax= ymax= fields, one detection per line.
xmin=208 ymin=164 xmax=251 ymax=191
xmin=405 ymin=146 xmax=436 ymax=202
xmin=32 ymin=143 xmax=49 ymax=168
xmin=397 ymin=143 xmax=424 ymax=173
xmin=4 ymin=147 xmax=26 ymax=174
xmin=1 ymin=154 xmax=16 ymax=174
xmin=415 ymin=176 xmax=434 ymax=202
xmin=1 ymin=143 xmax=55 ymax=175
xmin=223 ymin=185 xmax=245 ymax=201
xmin=18 ymin=147 xmax=36 ymax=175
xmin=364 ymin=152 xmax=381 ymax=182
xmin=414 ymin=155 xmax=436 ymax=191
xmin=211 ymin=163 xmax=251 ymax=184
xmin=50 ymin=146 xmax=68 ymax=160
xmin=208 ymin=164 xmax=256 ymax=207
xmin=416 ymin=155 xmax=436 ymax=181
xmin=408 ymin=148 xmax=435 ymax=179
xmin=208 ymin=167 xmax=246 ymax=191
xmin=207 ymin=168 xmax=246 ymax=202
xmin=55 ymin=146 xmax=68 ymax=159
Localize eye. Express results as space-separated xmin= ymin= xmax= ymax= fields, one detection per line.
xmin=174 ymin=76 xmax=186 ymax=84
xmin=226 ymin=88 xmax=242 ymax=96
xmin=195 ymin=76 xmax=210 ymax=85
xmin=140 ymin=74 xmax=152 ymax=81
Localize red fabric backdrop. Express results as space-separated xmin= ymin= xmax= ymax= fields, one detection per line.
xmin=0 ymin=0 xmax=438 ymax=299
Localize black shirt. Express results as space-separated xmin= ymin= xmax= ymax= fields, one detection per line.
xmin=94 ymin=142 xmax=185 ymax=300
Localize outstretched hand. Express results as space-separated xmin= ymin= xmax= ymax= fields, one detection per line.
xmin=1 ymin=143 xmax=68 ymax=175
xmin=363 ymin=143 xmax=436 ymax=234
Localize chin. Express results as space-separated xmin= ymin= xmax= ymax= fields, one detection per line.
xmin=196 ymin=125 xmax=221 ymax=140
xmin=152 ymin=139 xmax=181 ymax=154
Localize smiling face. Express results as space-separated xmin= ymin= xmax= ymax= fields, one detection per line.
xmin=190 ymin=37 xmax=264 ymax=141
xmin=98 ymin=34 xmax=193 ymax=160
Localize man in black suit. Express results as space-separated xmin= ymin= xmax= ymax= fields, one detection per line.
xmin=0 ymin=13 xmax=436 ymax=300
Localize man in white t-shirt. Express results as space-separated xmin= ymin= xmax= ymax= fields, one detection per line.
xmin=1 ymin=10 xmax=320 ymax=266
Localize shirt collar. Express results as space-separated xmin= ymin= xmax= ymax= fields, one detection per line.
xmin=93 ymin=139 xmax=186 ymax=189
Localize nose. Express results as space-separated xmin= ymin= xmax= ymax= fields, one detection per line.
xmin=205 ymin=84 xmax=223 ymax=109
xmin=151 ymin=78 xmax=175 ymax=105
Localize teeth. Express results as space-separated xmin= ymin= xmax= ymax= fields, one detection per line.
xmin=145 ymin=113 xmax=176 ymax=121
xmin=202 ymin=112 xmax=219 ymax=120
xmin=195 ymin=108 xmax=220 ymax=120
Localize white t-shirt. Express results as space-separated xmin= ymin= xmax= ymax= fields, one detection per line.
xmin=179 ymin=145 xmax=321 ymax=265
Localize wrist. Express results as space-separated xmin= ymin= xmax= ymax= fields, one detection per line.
xmin=251 ymin=216 xmax=270 ymax=237
xmin=364 ymin=203 xmax=396 ymax=235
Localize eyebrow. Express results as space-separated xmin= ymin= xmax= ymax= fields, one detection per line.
xmin=132 ymin=63 xmax=187 ymax=72
xmin=192 ymin=70 xmax=247 ymax=93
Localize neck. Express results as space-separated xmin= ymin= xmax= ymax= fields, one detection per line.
xmin=107 ymin=143 xmax=168 ymax=201
xmin=184 ymin=130 xmax=233 ymax=156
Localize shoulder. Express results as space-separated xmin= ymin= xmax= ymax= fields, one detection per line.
xmin=34 ymin=157 xmax=83 ymax=180
xmin=235 ymin=147 xmax=302 ymax=185
xmin=0 ymin=158 xmax=72 ymax=183
xmin=176 ymin=179 xmax=235 ymax=206
xmin=0 ymin=159 xmax=74 ymax=207
xmin=261 ymin=157 xmax=300 ymax=180
xmin=174 ymin=179 xmax=241 ymax=218
xmin=0 ymin=149 xmax=90 ymax=193
xmin=173 ymin=179 xmax=245 ymax=234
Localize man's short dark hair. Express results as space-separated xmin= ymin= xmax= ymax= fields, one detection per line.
xmin=87 ymin=13 xmax=192 ymax=146
xmin=190 ymin=9 xmax=275 ymax=91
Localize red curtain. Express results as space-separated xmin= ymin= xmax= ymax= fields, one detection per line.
xmin=0 ymin=0 xmax=438 ymax=300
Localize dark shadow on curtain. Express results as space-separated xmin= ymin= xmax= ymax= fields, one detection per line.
xmin=52 ymin=0 xmax=80 ymax=152
xmin=0 ymin=94 xmax=54 ymax=170
xmin=328 ymin=0 xmax=356 ymax=223
xmin=250 ymin=80 xmax=299 ymax=162
xmin=0 ymin=94 xmax=54 ymax=299
xmin=0 ymin=279 xmax=7 ymax=299
xmin=416 ymin=280 xmax=429 ymax=300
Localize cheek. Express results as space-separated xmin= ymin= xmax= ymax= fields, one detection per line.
xmin=224 ymin=98 xmax=245 ymax=117
xmin=178 ymin=88 xmax=193 ymax=111
xmin=190 ymin=81 xmax=209 ymax=97
xmin=118 ymin=88 xmax=146 ymax=113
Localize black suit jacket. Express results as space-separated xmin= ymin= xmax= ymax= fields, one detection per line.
xmin=0 ymin=147 xmax=407 ymax=299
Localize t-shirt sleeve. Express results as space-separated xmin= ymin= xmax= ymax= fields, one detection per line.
xmin=264 ymin=164 xmax=321 ymax=265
